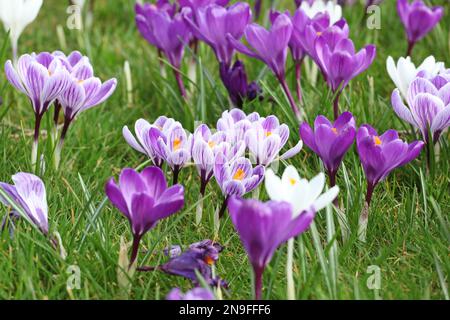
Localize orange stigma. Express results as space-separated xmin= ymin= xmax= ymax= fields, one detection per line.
xmin=331 ymin=127 xmax=338 ymax=134
xmin=208 ymin=141 xmax=216 ymax=148
xmin=173 ymin=138 xmax=182 ymax=151
xmin=204 ymin=256 xmax=215 ymax=266
xmin=265 ymin=131 xmax=272 ymax=137
xmin=233 ymin=168 xmax=246 ymax=181
xmin=316 ymin=31 xmax=322 ymax=36
xmin=374 ymin=136 xmax=382 ymax=146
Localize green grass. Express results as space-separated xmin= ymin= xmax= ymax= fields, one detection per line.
xmin=0 ymin=0 xmax=449 ymax=300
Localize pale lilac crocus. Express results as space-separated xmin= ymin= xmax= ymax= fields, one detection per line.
xmin=300 ymin=112 xmax=356 ymax=187
xmin=105 ymin=166 xmax=184 ymax=267
xmin=315 ymin=36 xmax=376 ymax=119
xmin=0 ymin=173 xmax=48 ymax=235
xmin=5 ymin=53 xmax=70 ymax=171
xmin=123 ymin=116 xmax=176 ymax=168
xmin=397 ymin=0 xmax=443 ymax=56
xmin=214 ymin=153 xmax=265 ymax=218
xmin=228 ymin=196 xmax=315 ymax=300
xmin=228 ymin=14 xmax=302 ymax=120
xmin=149 ymin=122 xmax=193 ymax=184
xmin=356 ymin=125 xmax=423 ymax=240
xmin=135 ymin=3 xmax=192 ymax=98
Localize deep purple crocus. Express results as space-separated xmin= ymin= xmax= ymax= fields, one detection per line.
xmin=300 ymin=112 xmax=356 ymax=186
xmin=139 ymin=240 xmax=225 ymax=287
xmin=167 ymin=288 xmax=215 ymax=300
xmin=228 ymin=14 xmax=302 ymax=120
xmin=397 ymin=0 xmax=443 ymax=56
xmin=135 ymin=3 xmax=192 ymax=98
xmin=0 ymin=173 xmax=48 ymax=235
xmin=149 ymin=122 xmax=193 ymax=184
xmin=105 ymin=167 xmax=184 ymax=267
xmin=123 ymin=116 xmax=176 ymax=168
xmin=315 ymin=36 xmax=376 ymax=119
xmin=5 ymin=53 xmax=70 ymax=171
xmin=179 ymin=0 xmax=230 ymax=11
xmin=228 ymin=196 xmax=315 ymax=300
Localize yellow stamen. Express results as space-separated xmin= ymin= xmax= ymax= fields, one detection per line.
xmin=233 ymin=168 xmax=246 ymax=181
xmin=331 ymin=127 xmax=338 ymax=134
xmin=316 ymin=31 xmax=322 ymax=36
xmin=173 ymin=138 xmax=182 ymax=151
xmin=204 ymin=256 xmax=215 ymax=266
xmin=374 ymin=136 xmax=382 ymax=146
xmin=289 ymin=178 xmax=297 ymax=186
xmin=208 ymin=141 xmax=216 ymax=148
xmin=78 ymin=79 xmax=84 ymax=84
xmin=266 ymin=131 xmax=272 ymax=137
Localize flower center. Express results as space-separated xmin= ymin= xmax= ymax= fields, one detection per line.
xmin=331 ymin=127 xmax=338 ymax=134
xmin=173 ymin=138 xmax=182 ymax=151
xmin=374 ymin=136 xmax=382 ymax=146
xmin=265 ymin=131 xmax=272 ymax=137
xmin=204 ymin=256 xmax=215 ymax=266
xmin=289 ymin=178 xmax=297 ymax=186
xmin=316 ymin=31 xmax=322 ymax=36
xmin=233 ymin=168 xmax=246 ymax=181
xmin=208 ymin=141 xmax=216 ymax=148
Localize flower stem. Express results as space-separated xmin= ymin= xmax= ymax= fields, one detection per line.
xmin=196 ymin=175 xmax=208 ymax=225
xmin=333 ymin=91 xmax=342 ymax=121
xmin=218 ymin=196 xmax=229 ymax=219
xmin=31 ymin=114 xmax=43 ymax=173
xmin=253 ymin=265 xmax=264 ymax=300
xmin=406 ymin=41 xmax=415 ymax=57
xmin=279 ymin=77 xmax=302 ymax=122
xmin=52 ymin=101 xmax=62 ymax=146
xmin=328 ymin=169 xmax=339 ymax=207
xmin=173 ymin=69 xmax=187 ymax=99
xmin=129 ymin=234 xmax=142 ymax=270
xmin=172 ymin=166 xmax=180 ymax=185
xmin=295 ymin=60 xmax=304 ymax=105
xmin=54 ymin=117 xmax=71 ymax=170
xmin=358 ymin=182 xmax=374 ymax=242
xmin=286 ymin=238 xmax=296 ymax=300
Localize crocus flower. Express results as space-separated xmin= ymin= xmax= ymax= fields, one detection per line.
xmin=299 ymin=112 xmax=356 ymax=186
xmin=264 ymin=165 xmax=338 ymax=299
xmin=214 ymin=153 xmax=265 ymax=218
xmin=139 ymin=240 xmax=225 ymax=287
xmin=0 ymin=173 xmax=48 ymax=235
xmin=219 ymin=60 xmax=261 ymax=108
xmin=397 ymin=0 xmax=443 ymax=56
xmin=167 ymin=288 xmax=215 ymax=300
xmin=179 ymin=0 xmax=230 ymax=12
xmin=135 ymin=3 xmax=192 ymax=98
xmin=300 ymin=0 xmax=342 ymax=25
xmin=105 ymin=167 xmax=184 ymax=267
xmin=216 ymin=108 xmax=256 ymax=144
xmin=54 ymin=52 xmax=117 ymax=169
xmin=315 ymin=36 xmax=376 ymax=119
xmin=228 ymin=196 xmax=316 ymax=300
xmin=149 ymin=122 xmax=193 ymax=184
xmin=245 ymin=115 xmax=303 ymax=166
xmin=386 ymin=55 xmax=445 ymax=100
xmin=4 ymin=53 xmax=70 ymax=171
xmin=0 ymin=0 xmax=43 ymax=61
xmin=184 ymin=2 xmax=251 ymax=67
xmin=228 ymin=14 xmax=302 ymax=120
xmin=123 ymin=116 xmax=176 ymax=168
xmin=391 ymin=74 xmax=450 ymax=144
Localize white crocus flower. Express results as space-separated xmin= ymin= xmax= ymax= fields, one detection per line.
xmin=300 ymin=0 xmax=342 ymax=25
xmin=265 ymin=165 xmax=339 ymax=300
xmin=386 ymin=55 xmax=445 ymax=100
xmin=0 ymin=0 xmax=43 ymax=61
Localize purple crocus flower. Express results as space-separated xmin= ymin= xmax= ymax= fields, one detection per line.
xmin=105 ymin=166 xmax=184 ymax=267
xmin=228 ymin=14 xmax=302 ymax=120
xmin=184 ymin=2 xmax=251 ymax=67
xmin=219 ymin=60 xmax=261 ymax=108
xmin=391 ymin=73 xmax=450 ymax=144
xmin=315 ymin=36 xmax=376 ymax=119
xmin=178 ymin=0 xmax=229 ymax=11
xmin=135 ymin=3 xmax=192 ymax=98
xmin=356 ymin=125 xmax=424 ymax=205
xmin=228 ymin=196 xmax=315 ymax=300
xmin=300 ymin=112 xmax=356 ymax=186
xmin=167 ymin=288 xmax=215 ymax=300
xmin=5 ymin=53 xmax=70 ymax=171
xmin=123 ymin=116 xmax=176 ymax=168
xmin=149 ymin=122 xmax=193 ymax=184
xmin=0 ymin=173 xmax=48 ymax=235
xmin=139 ymin=240 xmax=225 ymax=287
xmin=397 ymin=0 xmax=443 ymax=56
xmin=245 ymin=115 xmax=303 ymax=166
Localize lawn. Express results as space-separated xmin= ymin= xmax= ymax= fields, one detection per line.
xmin=0 ymin=0 xmax=448 ymax=300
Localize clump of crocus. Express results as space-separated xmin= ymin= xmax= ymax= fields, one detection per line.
xmin=5 ymin=53 xmax=70 ymax=172
xmin=397 ymin=0 xmax=443 ymax=56
xmin=105 ymin=167 xmax=184 ymax=267
xmin=315 ymin=36 xmax=376 ymax=119
xmin=0 ymin=172 xmax=48 ymax=235
xmin=135 ymin=3 xmax=192 ymax=98
xmin=214 ymin=153 xmax=265 ymax=218
xmin=265 ymin=166 xmax=338 ymax=300
xmin=386 ymin=55 xmax=445 ymax=100
xmin=356 ymin=125 xmax=424 ymax=241
xmin=228 ymin=14 xmax=302 ymax=120
xmin=167 ymin=287 xmax=215 ymax=300
xmin=0 ymin=0 xmax=43 ymax=61
xmin=391 ymin=72 xmax=450 ymax=145
xmin=149 ymin=122 xmax=193 ymax=184
xmin=52 ymin=51 xmax=117 ymax=169
xmin=228 ymin=196 xmax=317 ymax=300
xmin=300 ymin=112 xmax=356 ymax=187
xmin=139 ymin=240 xmax=226 ymax=287
xmin=123 ymin=116 xmax=176 ymax=168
